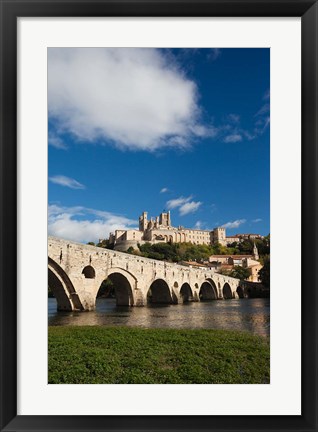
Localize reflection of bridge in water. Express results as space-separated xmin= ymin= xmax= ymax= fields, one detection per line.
xmin=48 ymin=236 xmax=243 ymax=311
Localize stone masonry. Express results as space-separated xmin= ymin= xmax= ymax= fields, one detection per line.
xmin=48 ymin=236 xmax=242 ymax=311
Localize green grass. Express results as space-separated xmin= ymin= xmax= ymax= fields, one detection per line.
xmin=48 ymin=327 xmax=270 ymax=384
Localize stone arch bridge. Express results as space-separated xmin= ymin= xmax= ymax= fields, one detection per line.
xmin=48 ymin=236 xmax=242 ymax=311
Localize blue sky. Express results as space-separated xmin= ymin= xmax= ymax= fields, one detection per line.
xmin=48 ymin=48 xmax=270 ymax=243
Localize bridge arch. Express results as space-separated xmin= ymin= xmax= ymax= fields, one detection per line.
xmin=96 ymin=268 xmax=136 ymax=306
xmin=180 ymin=283 xmax=193 ymax=303
xmin=205 ymin=278 xmax=219 ymax=299
xmin=223 ymin=282 xmax=233 ymax=299
xmin=82 ymin=265 xmax=95 ymax=279
xmin=147 ymin=279 xmax=172 ymax=304
xmin=48 ymin=257 xmax=84 ymax=311
xmin=199 ymin=281 xmax=217 ymax=301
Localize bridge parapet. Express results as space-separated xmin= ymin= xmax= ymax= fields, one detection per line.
xmin=48 ymin=236 xmax=241 ymax=310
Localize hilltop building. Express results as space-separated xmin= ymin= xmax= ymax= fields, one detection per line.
xmin=108 ymin=210 xmax=263 ymax=252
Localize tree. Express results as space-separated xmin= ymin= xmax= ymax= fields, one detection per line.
xmin=97 ymin=278 xmax=114 ymax=298
xmin=237 ymin=240 xmax=253 ymax=254
xmin=96 ymin=239 xmax=114 ymax=249
xmin=258 ymin=258 xmax=270 ymax=287
xmin=213 ymin=243 xmax=230 ymax=255
xmin=87 ymin=241 xmax=95 ymax=246
xmin=229 ymin=266 xmax=251 ymax=280
xmin=255 ymin=237 xmax=270 ymax=256
xmin=113 ymin=238 xmax=271 ymax=265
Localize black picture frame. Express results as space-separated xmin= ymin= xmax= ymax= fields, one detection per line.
xmin=0 ymin=1 xmax=317 ymax=431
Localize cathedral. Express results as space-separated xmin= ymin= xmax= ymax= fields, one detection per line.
xmin=108 ymin=210 xmax=261 ymax=252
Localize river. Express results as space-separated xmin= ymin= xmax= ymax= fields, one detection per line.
xmin=48 ymin=297 xmax=270 ymax=337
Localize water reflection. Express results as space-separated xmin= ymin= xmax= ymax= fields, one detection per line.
xmin=48 ymin=298 xmax=270 ymax=337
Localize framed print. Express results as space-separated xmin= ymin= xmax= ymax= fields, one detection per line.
xmin=0 ymin=0 xmax=317 ymax=431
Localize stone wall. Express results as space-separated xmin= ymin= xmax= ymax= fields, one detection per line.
xmin=48 ymin=236 xmax=241 ymax=311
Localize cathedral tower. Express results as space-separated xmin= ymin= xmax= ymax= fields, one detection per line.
xmin=139 ymin=212 xmax=148 ymax=232
xmin=159 ymin=211 xmax=171 ymax=227
xmin=253 ymin=242 xmax=259 ymax=260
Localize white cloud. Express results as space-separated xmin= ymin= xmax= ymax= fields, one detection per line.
xmin=218 ymin=98 xmax=270 ymax=143
xmin=166 ymin=196 xmax=202 ymax=216
xmin=194 ymin=221 xmax=203 ymax=229
xmin=179 ymin=201 xmax=202 ymax=216
xmin=255 ymin=103 xmax=270 ymax=117
xmin=48 ymin=205 xmax=136 ymax=243
xmin=263 ymin=89 xmax=270 ymax=100
xmin=166 ymin=196 xmax=191 ymax=209
xmin=220 ymin=95 xmax=270 ymax=143
xmin=254 ymin=101 xmax=270 ymax=135
xmin=48 ymin=48 xmax=206 ymax=152
xmin=242 ymin=130 xmax=255 ymax=141
xmin=190 ymin=124 xmax=219 ymax=138
xmin=49 ymin=175 xmax=85 ymax=189
xmin=224 ymin=134 xmax=242 ymax=143
xmin=207 ymin=48 xmax=221 ymax=61
xmin=262 ymin=117 xmax=270 ymax=131
xmin=48 ymin=133 xmax=67 ymax=149
xmin=222 ymin=219 xmax=246 ymax=229
xmin=252 ymin=218 xmax=262 ymax=223
xmin=210 ymin=203 xmax=217 ymax=212
xmin=160 ymin=187 xmax=169 ymax=193
xmin=227 ymin=114 xmax=240 ymax=124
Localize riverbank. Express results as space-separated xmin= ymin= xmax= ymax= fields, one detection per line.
xmin=48 ymin=326 xmax=270 ymax=384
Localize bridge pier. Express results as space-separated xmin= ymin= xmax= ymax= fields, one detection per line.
xmin=48 ymin=236 xmax=241 ymax=311
xmin=132 ymin=289 xmax=146 ymax=307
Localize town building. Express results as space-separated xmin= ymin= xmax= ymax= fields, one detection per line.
xmin=108 ymin=210 xmax=264 ymax=252
xmin=180 ymin=246 xmax=262 ymax=283
xmin=207 ymin=243 xmax=262 ymax=282
xmin=226 ymin=233 xmax=264 ymax=243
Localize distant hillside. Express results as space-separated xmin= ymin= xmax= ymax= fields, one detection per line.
xmin=90 ymin=236 xmax=270 ymax=264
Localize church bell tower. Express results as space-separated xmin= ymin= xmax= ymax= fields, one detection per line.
xmin=253 ymin=242 xmax=259 ymax=260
